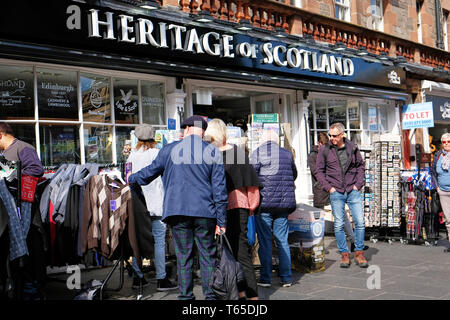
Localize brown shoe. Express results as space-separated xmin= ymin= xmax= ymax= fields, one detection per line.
xmin=354 ymin=251 xmax=369 ymax=268
xmin=340 ymin=252 xmax=351 ymax=268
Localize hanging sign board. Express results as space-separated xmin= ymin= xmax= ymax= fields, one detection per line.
xmin=401 ymin=102 xmax=434 ymax=129
xmin=251 ymin=113 xmax=279 ymax=123
xmin=425 ymin=95 xmax=450 ymax=122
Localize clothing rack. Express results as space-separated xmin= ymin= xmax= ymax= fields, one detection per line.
xmin=97 ymin=162 xmax=144 ymax=300
xmin=0 ymin=158 xmax=22 ymax=218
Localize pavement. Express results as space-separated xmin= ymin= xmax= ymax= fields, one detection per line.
xmin=42 ymin=233 xmax=450 ymax=301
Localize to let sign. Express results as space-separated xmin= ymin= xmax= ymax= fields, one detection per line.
xmin=402 ymin=102 xmax=434 ymax=130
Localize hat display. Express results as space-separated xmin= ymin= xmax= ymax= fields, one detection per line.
xmin=134 ymin=124 xmax=155 ymax=141
xmin=181 ymin=115 xmax=208 ymax=131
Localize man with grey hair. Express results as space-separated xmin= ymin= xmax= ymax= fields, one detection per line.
xmin=315 ymin=122 xmax=368 ymax=268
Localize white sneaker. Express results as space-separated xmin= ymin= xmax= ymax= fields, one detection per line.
xmin=281 ymin=282 xmax=292 ymax=288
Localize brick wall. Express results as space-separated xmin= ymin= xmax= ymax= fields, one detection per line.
xmin=298 ymin=0 xmax=445 ymax=50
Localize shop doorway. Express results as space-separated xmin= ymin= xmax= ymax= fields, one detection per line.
xmin=190 ymin=83 xmax=286 ymax=132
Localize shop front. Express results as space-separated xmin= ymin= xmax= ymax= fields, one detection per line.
xmin=0 ymin=0 xmax=410 ymax=205
xmin=423 ymin=81 xmax=450 ymax=151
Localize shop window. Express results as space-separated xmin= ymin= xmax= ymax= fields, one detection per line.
xmin=348 ymin=101 xmax=360 ymax=129
xmin=39 ymin=125 xmax=80 ymax=166
xmin=84 ymin=125 xmax=113 ymax=164
xmin=0 ymin=65 xmax=34 ymax=120
xmin=141 ymin=80 xmax=165 ymax=125
xmin=328 ymin=100 xmax=347 ymax=128
xmin=113 ymin=78 xmax=139 ymax=124
xmin=314 ymin=99 xmax=328 ymax=130
xmin=116 ymin=126 xmax=135 ymax=164
xmin=9 ymin=123 xmax=36 ymax=148
xmin=349 ymin=131 xmax=362 ymax=146
xmin=255 ymin=100 xmax=274 ymax=113
xmin=81 ymin=73 xmax=111 ymax=123
xmin=379 ymin=104 xmax=388 ymax=132
xmin=37 ymin=68 xmax=79 ymax=120
xmin=370 ymin=0 xmax=384 ymax=31
xmin=335 ymin=0 xmax=350 ymax=22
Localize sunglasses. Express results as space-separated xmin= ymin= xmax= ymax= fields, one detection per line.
xmin=443 ymin=140 xmax=450 ymax=144
xmin=328 ymin=132 xmax=343 ymax=138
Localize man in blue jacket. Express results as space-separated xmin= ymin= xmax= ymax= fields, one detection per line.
xmin=128 ymin=115 xmax=228 ymax=300
xmin=315 ymin=122 xmax=367 ymax=268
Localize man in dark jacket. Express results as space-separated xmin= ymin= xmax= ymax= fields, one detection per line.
xmin=128 ymin=115 xmax=228 ymax=300
xmin=250 ymin=129 xmax=297 ymax=288
xmin=315 ymin=122 xmax=368 ymax=268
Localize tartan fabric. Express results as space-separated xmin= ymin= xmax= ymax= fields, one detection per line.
xmin=0 ymin=178 xmax=32 ymax=261
xmin=169 ymin=216 xmax=217 ymax=300
xmin=81 ymin=175 xmax=133 ymax=259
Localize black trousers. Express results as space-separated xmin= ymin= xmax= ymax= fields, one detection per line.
xmin=225 ymin=208 xmax=258 ymax=299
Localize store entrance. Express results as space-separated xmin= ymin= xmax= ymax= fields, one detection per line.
xmin=429 ymin=122 xmax=449 ymax=151
xmin=192 ymin=85 xmax=282 ymax=132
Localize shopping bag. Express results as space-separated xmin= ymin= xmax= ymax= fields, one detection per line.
xmin=247 ymin=214 xmax=256 ymax=246
xmin=431 ymin=190 xmax=442 ymax=214
xmin=212 ymin=234 xmax=244 ymax=300
xmin=21 ymin=174 xmax=38 ymax=203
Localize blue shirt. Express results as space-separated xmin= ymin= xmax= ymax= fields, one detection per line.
xmin=128 ymin=135 xmax=228 ymax=227
xmin=436 ymin=154 xmax=450 ymax=191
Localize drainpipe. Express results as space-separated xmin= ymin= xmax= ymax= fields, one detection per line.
xmin=436 ymin=0 xmax=444 ymax=49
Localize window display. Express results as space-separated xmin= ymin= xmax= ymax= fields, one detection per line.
xmin=328 ymin=100 xmax=347 ymax=127
xmin=116 ymin=126 xmax=134 ymax=164
xmin=37 ymin=68 xmax=78 ymax=120
xmin=39 ymin=125 xmax=80 ymax=166
xmin=142 ymin=80 xmax=165 ymax=125
xmin=81 ymin=73 xmax=111 ymax=123
xmin=113 ymin=78 xmax=139 ymax=124
xmin=0 ymin=65 xmax=34 ymax=119
xmin=8 ymin=124 xmax=36 ymax=148
xmin=84 ymin=125 xmax=113 ymax=164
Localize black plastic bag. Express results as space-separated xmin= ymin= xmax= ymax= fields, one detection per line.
xmin=212 ymin=234 xmax=245 ymax=300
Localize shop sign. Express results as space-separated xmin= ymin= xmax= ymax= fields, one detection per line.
xmin=0 ymin=1 xmax=406 ymax=90
xmin=251 ymin=113 xmax=279 ymax=123
xmin=368 ymin=107 xmax=378 ymax=131
xmin=168 ymin=118 xmax=176 ymax=130
xmin=425 ymin=95 xmax=450 ymax=122
xmin=401 ymin=102 xmax=434 ymax=129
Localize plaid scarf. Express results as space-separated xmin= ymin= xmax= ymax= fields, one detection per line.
xmin=441 ymin=150 xmax=450 ymax=171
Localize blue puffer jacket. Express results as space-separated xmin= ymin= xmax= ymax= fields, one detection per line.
xmin=250 ymin=141 xmax=298 ymax=214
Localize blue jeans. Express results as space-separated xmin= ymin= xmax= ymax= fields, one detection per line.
xmin=132 ymin=217 xmax=167 ymax=280
xmin=330 ymin=190 xmax=365 ymax=253
xmin=255 ymin=212 xmax=292 ymax=284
